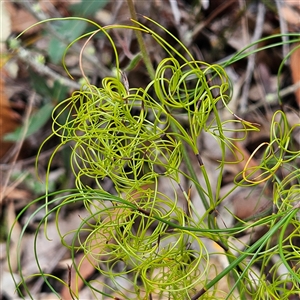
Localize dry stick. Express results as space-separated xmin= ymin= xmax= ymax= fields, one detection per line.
xmin=169 ymin=0 xmax=181 ymax=25
xmin=0 ymin=144 xmax=68 ymax=170
xmin=238 ymin=0 xmax=249 ymax=49
xmin=192 ymin=0 xmax=236 ymax=39
xmin=30 ymin=246 xmax=69 ymax=295
xmin=247 ymin=80 xmax=300 ymax=113
xmin=67 ymin=265 xmax=76 ymax=300
xmin=0 ymin=93 xmax=35 ymax=206
xmin=110 ymin=1 xmax=124 ymax=23
xmin=240 ymin=2 xmax=266 ymax=114
xmin=20 ymin=0 xmax=111 ymax=78
xmin=17 ymin=47 xmax=81 ymax=90
xmin=275 ymin=0 xmax=289 ymax=62
xmin=0 ymin=172 xmax=29 ymax=203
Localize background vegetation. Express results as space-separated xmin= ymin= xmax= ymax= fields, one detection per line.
xmin=1 ymin=1 xmax=300 ymax=299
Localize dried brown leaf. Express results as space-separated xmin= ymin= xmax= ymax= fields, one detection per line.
xmin=4 ymin=2 xmax=39 ymax=35
xmin=0 ymin=71 xmax=21 ymax=159
xmin=284 ymin=0 xmax=300 ymax=9
xmin=281 ymin=5 xmax=300 ymax=26
xmin=0 ymin=186 xmax=32 ymax=209
xmin=290 ymin=43 xmax=300 ymax=107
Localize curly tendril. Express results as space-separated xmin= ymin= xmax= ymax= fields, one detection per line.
xmin=11 ymin=15 xmax=300 ymax=300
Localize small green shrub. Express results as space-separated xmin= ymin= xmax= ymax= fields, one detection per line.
xmin=7 ymin=16 xmax=300 ymax=300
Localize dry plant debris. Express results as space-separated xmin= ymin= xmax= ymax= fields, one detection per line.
xmin=0 ymin=1 xmax=299 ymax=300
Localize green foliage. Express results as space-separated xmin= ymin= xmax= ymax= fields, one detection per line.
xmin=7 ymin=16 xmax=300 ymax=300
xmin=69 ymin=0 xmax=108 ymax=17
xmin=48 ymin=0 xmax=108 ymax=64
xmin=4 ymin=102 xmax=54 ymax=142
xmin=4 ymin=75 xmax=68 ymax=142
xmin=48 ymin=20 xmax=87 ymax=64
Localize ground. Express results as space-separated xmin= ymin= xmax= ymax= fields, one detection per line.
xmin=1 ymin=1 xmax=300 ymax=300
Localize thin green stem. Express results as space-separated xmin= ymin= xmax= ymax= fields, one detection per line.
xmin=191 ymin=207 xmax=298 ymax=299
xmin=127 ymin=0 xmax=155 ymax=80
xmin=169 ymin=122 xmax=210 ymax=211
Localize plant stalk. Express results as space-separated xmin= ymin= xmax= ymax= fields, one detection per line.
xmin=127 ymin=0 xmax=155 ymax=80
